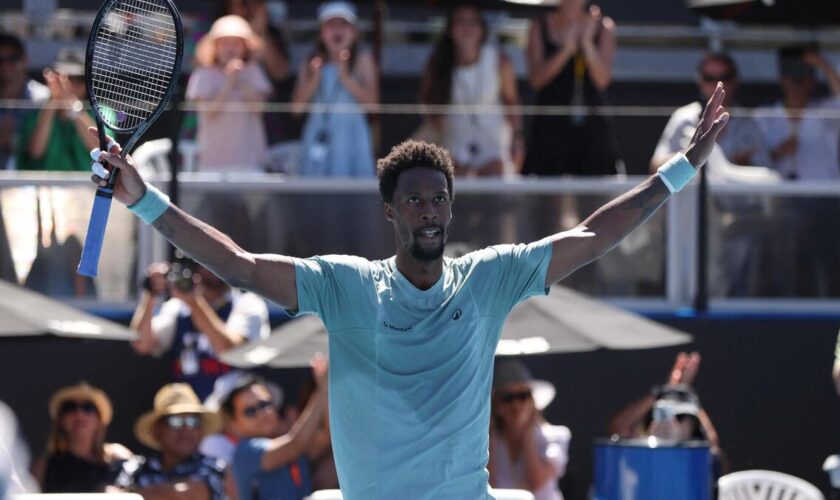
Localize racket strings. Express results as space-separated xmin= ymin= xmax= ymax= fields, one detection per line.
xmin=89 ymin=0 xmax=179 ymax=131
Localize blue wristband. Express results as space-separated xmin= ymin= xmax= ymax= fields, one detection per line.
xmin=128 ymin=184 xmax=170 ymax=224
xmin=657 ymin=153 xmax=697 ymax=193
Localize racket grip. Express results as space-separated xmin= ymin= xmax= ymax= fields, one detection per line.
xmin=77 ymin=188 xmax=114 ymax=277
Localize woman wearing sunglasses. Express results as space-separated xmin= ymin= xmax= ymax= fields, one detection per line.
xmin=31 ymin=382 xmax=131 ymax=493
xmin=489 ymin=360 xmax=571 ymax=500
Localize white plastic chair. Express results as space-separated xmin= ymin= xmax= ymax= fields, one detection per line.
xmin=718 ymin=470 xmax=824 ymax=500
xmin=131 ymin=138 xmax=172 ymax=177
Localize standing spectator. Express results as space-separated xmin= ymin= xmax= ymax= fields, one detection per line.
xmin=130 ymin=261 xmax=270 ymax=400
xmin=755 ymin=46 xmax=840 ymax=296
xmin=292 ymin=1 xmax=377 ymax=177
xmin=651 ymin=52 xmax=770 ymax=170
xmin=522 ymin=0 xmax=620 ymax=177
xmin=489 ymin=359 xmax=570 ymax=500
xmin=16 ymin=48 xmax=98 ymax=171
xmin=112 ymin=384 xmax=225 ymax=499
xmin=31 ymin=383 xmax=131 ymax=493
xmin=0 ymin=34 xmax=49 ymax=170
xmin=420 ymin=2 xmax=523 ymax=177
xmin=228 ymin=359 xmax=328 ymax=500
xmin=188 ymin=15 xmax=272 ymax=172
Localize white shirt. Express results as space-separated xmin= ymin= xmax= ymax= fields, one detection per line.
xmin=754 ymin=95 xmax=840 ymax=180
xmin=491 ymin=423 xmax=571 ymax=500
xmin=151 ymin=290 xmax=270 ymax=356
xmin=199 ymin=433 xmax=236 ymax=464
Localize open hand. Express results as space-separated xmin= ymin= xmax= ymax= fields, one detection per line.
xmin=87 ymin=127 xmax=147 ymax=205
xmin=311 ymin=352 xmax=329 ymax=388
xmin=684 ymin=82 xmax=729 ymax=168
xmin=581 ymin=5 xmax=602 ymax=46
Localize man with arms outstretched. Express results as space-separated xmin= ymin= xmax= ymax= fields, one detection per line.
xmin=90 ymin=84 xmax=729 ymax=499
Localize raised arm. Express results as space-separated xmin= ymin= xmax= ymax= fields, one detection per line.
xmin=543 ymin=83 xmax=729 ymax=287
xmin=88 ymin=128 xmax=299 ymax=311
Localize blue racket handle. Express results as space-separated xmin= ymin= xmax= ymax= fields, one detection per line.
xmin=77 ymin=188 xmax=114 ymax=277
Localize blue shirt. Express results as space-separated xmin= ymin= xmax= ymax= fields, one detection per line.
xmin=232 ymin=438 xmax=311 ymax=500
xmin=291 ymin=239 xmax=553 ymax=499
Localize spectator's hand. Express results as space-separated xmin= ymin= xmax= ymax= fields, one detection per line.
xmin=308 ymin=56 xmax=323 ymax=80
xmin=87 ymin=127 xmax=148 ymax=205
xmin=667 ymin=351 xmax=701 ymax=386
xmin=311 ymin=352 xmax=328 ymax=388
xmin=144 ymin=262 xmax=169 ymax=296
xmin=581 ymin=5 xmax=602 ymax=46
xmin=224 ymin=58 xmax=245 ymax=80
xmin=684 ymin=82 xmax=729 ymax=168
xmin=774 ymin=135 xmax=799 ymax=160
xmin=44 ymin=69 xmax=80 ymax=112
xmin=337 ymin=50 xmax=351 ymax=83
xmin=803 ymin=50 xmax=829 ymax=71
xmin=562 ymin=21 xmax=581 ymax=55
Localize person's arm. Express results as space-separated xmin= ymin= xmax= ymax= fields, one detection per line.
xmin=338 ymin=51 xmax=379 ymax=106
xmin=499 ymin=52 xmax=525 ymax=171
xmin=542 ymin=83 xmax=729 ymax=287
xmin=579 ymin=8 xmax=615 ymax=91
xmin=261 ymin=356 xmax=328 ymax=471
xmin=175 ymin=291 xmax=247 ymax=354
xmin=291 ymin=57 xmax=322 ymax=116
xmin=527 ymin=18 xmax=578 ymax=91
xmin=607 ymin=394 xmax=655 ymax=437
xmin=805 ymin=51 xmax=840 ymax=96
xmin=89 ymin=129 xmax=299 ymax=311
xmin=520 ymin=426 xmax=559 ymax=493
xmin=132 ymin=479 xmax=210 ymax=500
xmin=29 ymin=456 xmax=46 ymax=489
xmin=130 ymin=263 xmax=169 ymax=355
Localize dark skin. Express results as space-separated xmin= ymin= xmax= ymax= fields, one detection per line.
xmin=89 ymin=83 xmax=728 ymax=309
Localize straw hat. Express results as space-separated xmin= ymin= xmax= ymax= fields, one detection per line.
xmin=49 ymin=382 xmax=113 ymax=425
xmin=195 ymin=15 xmax=261 ymax=68
xmin=134 ymin=384 xmax=221 ymax=450
xmin=493 ymin=359 xmax=556 ymax=411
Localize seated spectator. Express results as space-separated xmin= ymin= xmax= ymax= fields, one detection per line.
xmin=489 ymin=359 xmax=570 ymax=500
xmin=188 ymin=14 xmax=272 ymax=172
xmin=292 ymin=1 xmax=377 ymax=177
xmin=31 ymin=383 xmax=131 ymax=493
xmin=130 ymin=261 xmax=270 ymax=400
xmin=650 ymin=52 xmax=770 ymax=171
xmin=112 ymin=384 xmax=225 ymax=499
xmin=0 ymin=34 xmax=49 ymax=170
xmin=199 ymin=370 xmax=285 ymax=464
xmin=419 ymin=2 xmax=523 ymax=177
xmin=16 ymin=48 xmax=98 ymax=171
xmin=227 ymin=357 xmax=328 ymax=500
xmin=608 ymin=352 xmax=726 ymax=478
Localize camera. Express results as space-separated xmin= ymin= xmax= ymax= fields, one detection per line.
xmin=167 ymin=259 xmax=196 ymax=292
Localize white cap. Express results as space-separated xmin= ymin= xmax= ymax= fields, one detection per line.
xmin=317 ymin=1 xmax=357 ymax=24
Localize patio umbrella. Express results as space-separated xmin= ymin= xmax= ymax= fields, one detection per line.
xmin=0 ymin=279 xmax=135 ymax=341
xmin=221 ymin=285 xmax=691 ymax=368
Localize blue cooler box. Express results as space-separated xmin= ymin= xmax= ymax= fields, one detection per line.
xmin=594 ymin=438 xmax=712 ymax=500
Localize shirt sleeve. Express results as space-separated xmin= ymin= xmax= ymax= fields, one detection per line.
xmin=227 ymin=292 xmax=270 ymax=341
xmin=287 ymin=255 xmax=373 ymax=329
xmin=478 ymin=237 xmax=553 ymax=317
xmin=150 ymin=298 xmax=182 ymax=356
xmin=232 ymin=438 xmax=269 ymax=489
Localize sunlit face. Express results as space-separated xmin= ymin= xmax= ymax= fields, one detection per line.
xmin=215 ymin=36 xmax=248 ymax=65
xmin=450 ymin=6 xmax=484 ymax=49
xmin=493 ymin=383 xmax=535 ymax=429
xmin=154 ymin=413 xmax=204 ymax=460
xmin=230 ymin=385 xmax=279 ymax=439
xmin=698 ymin=58 xmax=737 ymax=102
xmin=386 ymin=168 xmax=452 ymax=262
xmin=58 ymin=399 xmax=101 ymax=438
xmin=320 ymin=17 xmax=356 ymax=54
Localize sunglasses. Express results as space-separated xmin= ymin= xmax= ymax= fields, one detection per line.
xmin=240 ymin=400 xmax=274 ymax=418
xmin=60 ymin=400 xmax=98 ymax=415
xmin=499 ymin=390 xmax=532 ymax=404
xmin=700 ymin=71 xmax=734 ymax=83
xmin=165 ymin=414 xmax=203 ymax=430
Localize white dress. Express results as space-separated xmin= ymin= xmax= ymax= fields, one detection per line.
xmin=444 ymin=45 xmax=514 ymax=175
xmin=491 ymin=423 xmax=571 ymax=500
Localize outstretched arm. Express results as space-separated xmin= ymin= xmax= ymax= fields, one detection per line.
xmin=543 ymin=83 xmax=729 ymax=287
xmin=88 ymin=128 xmax=299 ymax=311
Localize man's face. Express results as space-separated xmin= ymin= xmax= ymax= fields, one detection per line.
xmin=386 ymin=168 xmax=452 ymax=262
xmin=154 ymin=413 xmax=204 ymax=462
xmin=0 ymin=45 xmax=25 ymax=87
xmin=230 ymin=385 xmax=278 ymax=439
xmin=698 ymin=58 xmax=737 ymax=102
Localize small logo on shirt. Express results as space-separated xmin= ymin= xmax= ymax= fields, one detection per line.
xmin=383 ymin=321 xmax=412 ymax=332
xmin=452 ymin=309 xmax=462 ymax=320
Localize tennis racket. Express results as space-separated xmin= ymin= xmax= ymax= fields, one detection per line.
xmin=77 ymin=0 xmax=184 ymax=277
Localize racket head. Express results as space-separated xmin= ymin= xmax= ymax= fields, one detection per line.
xmin=85 ymin=0 xmax=183 ymax=136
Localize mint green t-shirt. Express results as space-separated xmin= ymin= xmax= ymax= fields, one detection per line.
xmin=16 ymin=111 xmax=91 ymax=171
xmin=291 ymin=238 xmax=553 ymax=500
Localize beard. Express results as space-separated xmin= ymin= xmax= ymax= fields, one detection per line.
xmin=408 ymin=227 xmax=446 ymax=261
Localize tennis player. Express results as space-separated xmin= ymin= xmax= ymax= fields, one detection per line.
xmin=90 ymin=83 xmax=729 ymax=499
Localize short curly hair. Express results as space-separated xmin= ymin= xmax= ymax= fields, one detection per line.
xmin=377 ymin=140 xmax=455 ymax=204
